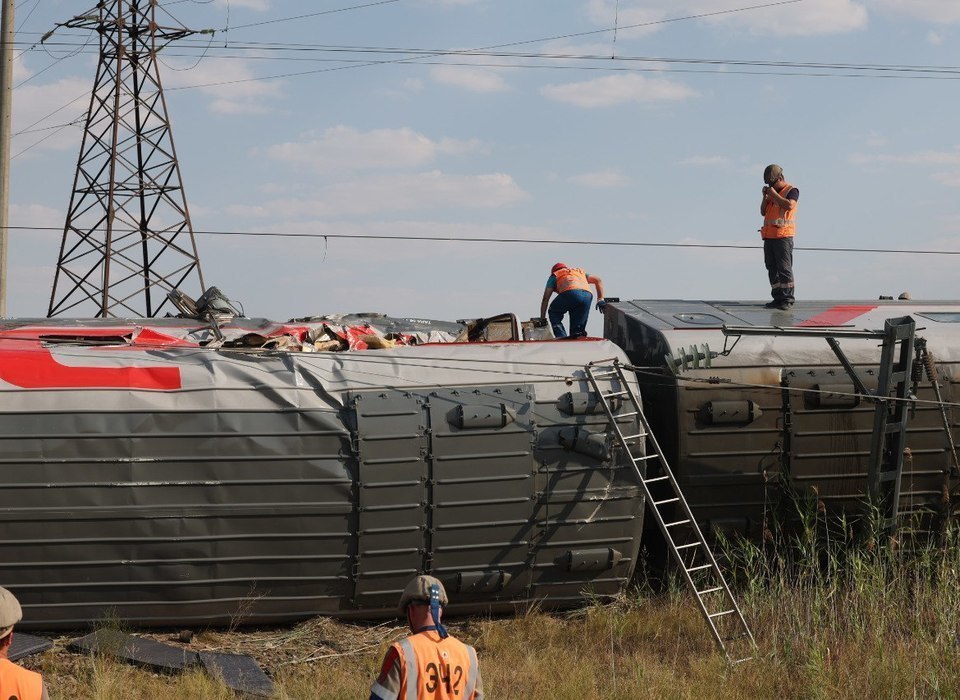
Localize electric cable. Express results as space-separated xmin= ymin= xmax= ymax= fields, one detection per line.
xmin=5 ymin=225 xmax=960 ymax=257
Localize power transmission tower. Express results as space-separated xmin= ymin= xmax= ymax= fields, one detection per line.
xmin=48 ymin=0 xmax=206 ymax=318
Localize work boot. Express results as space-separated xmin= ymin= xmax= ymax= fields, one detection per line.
xmin=764 ymin=300 xmax=779 ymax=309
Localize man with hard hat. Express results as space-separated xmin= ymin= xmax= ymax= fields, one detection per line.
xmin=759 ymin=164 xmax=799 ymax=311
xmin=539 ymin=262 xmax=606 ymax=339
xmin=370 ymin=575 xmax=483 ymax=700
xmin=0 ymin=586 xmax=48 ymax=700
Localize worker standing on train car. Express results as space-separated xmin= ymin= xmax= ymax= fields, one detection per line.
xmin=369 ymin=575 xmax=483 ymax=700
xmin=760 ymin=164 xmax=799 ymax=311
xmin=0 ymin=587 xmax=48 ymax=700
xmin=539 ymin=262 xmax=606 ymax=338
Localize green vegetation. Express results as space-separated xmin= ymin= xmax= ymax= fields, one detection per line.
xmin=21 ymin=519 xmax=960 ymax=699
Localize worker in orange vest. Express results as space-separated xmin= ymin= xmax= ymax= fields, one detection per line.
xmin=370 ymin=575 xmax=483 ymax=700
xmin=539 ymin=262 xmax=606 ymax=338
xmin=759 ymin=163 xmax=799 ymax=311
xmin=0 ymin=586 xmax=48 ymax=700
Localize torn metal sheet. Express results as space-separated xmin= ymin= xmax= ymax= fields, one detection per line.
xmin=8 ymin=633 xmax=53 ymax=662
xmin=199 ymin=651 xmax=275 ymax=698
xmin=69 ymin=630 xmax=199 ymax=673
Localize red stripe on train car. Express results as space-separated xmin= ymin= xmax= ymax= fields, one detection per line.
xmin=796 ymin=305 xmax=878 ymax=328
xmin=0 ymin=346 xmax=181 ymax=390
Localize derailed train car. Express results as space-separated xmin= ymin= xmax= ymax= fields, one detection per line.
xmin=0 ymin=315 xmax=645 ymax=629
xmin=604 ymin=299 xmax=960 ymax=539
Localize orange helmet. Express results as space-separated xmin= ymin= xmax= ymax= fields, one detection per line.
xmin=551 ymin=262 xmax=568 ymax=274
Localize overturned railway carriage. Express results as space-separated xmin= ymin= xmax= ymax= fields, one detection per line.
xmin=0 ymin=318 xmax=645 ymax=629
xmin=604 ymin=300 xmax=960 ymax=539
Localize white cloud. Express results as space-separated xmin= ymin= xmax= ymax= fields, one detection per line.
xmin=266 ymin=126 xmax=484 ymax=171
xmin=569 ymin=169 xmax=629 ymax=188
xmin=430 ymin=65 xmax=510 ymax=93
xmin=927 ymin=30 xmax=945 ymax=45
xmin=9 ymin=203 xmax=63 ymax=228
xmin=227 ymin=171 xmax=529 ymax=218
xmin=932 ymin=172 xmax=960 ymax=187
xmin=13 ymin=56 xmax=30 ymax=84
xmin=850 ymin=148 xmax=960 ymax=165
xmin=585 ymin=0 xmax=868 ymax=37
xmin=164 ymin=58 xmax=284 ymax=115
xmin=216 ymin=0 xmax=270 ymax=10
xmin=681 ymin=155 xmax=731 ymax=167
xmin=12 ymin=77 xmax=90 ymax=155
xmin=420 ymin=0 xmax=485 ymax=6
xmin=870 ymin=0 xmax=960 ymax=24
xmin=541 ymin=73 xmax=696 ymax=108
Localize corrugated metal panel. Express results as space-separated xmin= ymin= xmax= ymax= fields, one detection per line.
xmin=676 ymin=375 xmax=781 ymax=537
xmin=0 ymin=404 xmax=354 ymax=628
xmin=527 ymin=380 xmax=644 ymax=603
xmin=350 ymin=391 xmax=426 ymax=608
xmin=786 ymin=367 xmax=952 ymax=515
xmin=428 ymin=385 xmax=536 ymax=601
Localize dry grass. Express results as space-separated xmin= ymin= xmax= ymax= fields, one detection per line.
xmin=17 ymin=527 xmax=960 ymax=699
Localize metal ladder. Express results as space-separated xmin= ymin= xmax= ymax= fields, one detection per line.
xmin=585 ymin=359 xmax=757 ymax=663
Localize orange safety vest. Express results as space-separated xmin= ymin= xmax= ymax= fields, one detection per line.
xmin=554 ymin=267 xmax=591 ymax=294
xmin=393 ymin=631 xmax=479 ymax=700
xmin=761 ymin=181 xmax=797 ymax=239
xmin=0 ymin=657 xmax=44 ymax=700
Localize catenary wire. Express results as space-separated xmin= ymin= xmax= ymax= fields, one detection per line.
xmin=5 ymin=225 xmax=960 ymax=257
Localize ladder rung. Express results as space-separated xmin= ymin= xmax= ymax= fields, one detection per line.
xmin=654 ymin=497 xmax=679 ymax=506
xmin=665 ymin=519 xmax=690 ymax=527
xmin=676 ymin=543 xmax=699 ymax=550
xmin=687 ymin=563 xmax=712 ymax=573
xmin=603 ymin=390 xmax=629 ymax=398
xmin=589 ymin=370 xmax=618 ymax=379
xmin=697 ymin=586 xmax=723 ymax=595
xmin=708 ymin=609 xmax=735 ymax=619
xmin=616 ymin=411 xmax=639 ymax=418
xmin=634 ymin=455 xmax=658 ymax=463
xmin=621 ymin=433 xmax=646 ymax=441
xmin=644 ymin=475 xmax=670 ymax=483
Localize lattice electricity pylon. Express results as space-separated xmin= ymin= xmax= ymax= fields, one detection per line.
xmin=48 ymin=0 xmax=206 ymax=318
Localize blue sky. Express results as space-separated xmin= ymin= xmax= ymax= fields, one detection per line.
xmin=8 ymin=0 xmax=960 ymax=332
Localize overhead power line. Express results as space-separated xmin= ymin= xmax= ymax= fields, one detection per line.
xmin=224 ymin=0 xmax=402 ymax=31
xmin=6 ymin=225 xmax=960 ymax=257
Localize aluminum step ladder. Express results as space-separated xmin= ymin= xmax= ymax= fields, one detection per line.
xmin=585 ymin=359 xmax=757 ymax=664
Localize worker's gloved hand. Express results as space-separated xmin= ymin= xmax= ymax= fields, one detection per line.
xmin=596 ymin=299 xmax=607 ymax=313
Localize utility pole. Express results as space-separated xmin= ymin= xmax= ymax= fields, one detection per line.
xmin=0 ymin=0 xmax=15 ymax=317
xmin=48 ymin=0 xmax=205 ymax=318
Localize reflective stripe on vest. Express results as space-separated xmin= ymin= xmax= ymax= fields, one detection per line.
xmin=761 ymin=181 xmax=797 ymax=239
xmin=0 ymin=658 xmax=44 ymax=700
xmin=463 ymin=645 xmax=479 ymax=699
xmin=555 ymin=267 xmax=591 ymax=293
xmin=395 ymin=632 xmax=478 ymax=700
xmin=399 ymin=638 xmax=418 ymax=700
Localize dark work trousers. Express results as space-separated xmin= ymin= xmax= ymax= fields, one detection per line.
xmin=548 ymin=289 xmax=593 ymax=338
xmin=763 ymin=237 xmax=795 ymax=303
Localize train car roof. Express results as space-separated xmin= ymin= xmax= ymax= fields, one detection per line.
xmin=604 ymin=299 xmax=960 ymax=368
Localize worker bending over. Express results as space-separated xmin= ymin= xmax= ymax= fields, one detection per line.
xmin=370 ymin=575 xmax=483 ymax=700
xmin=0 ymin=586 xmax=48 ymax=700
xmin=539 ymin=262 xmax=606 ymax=339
